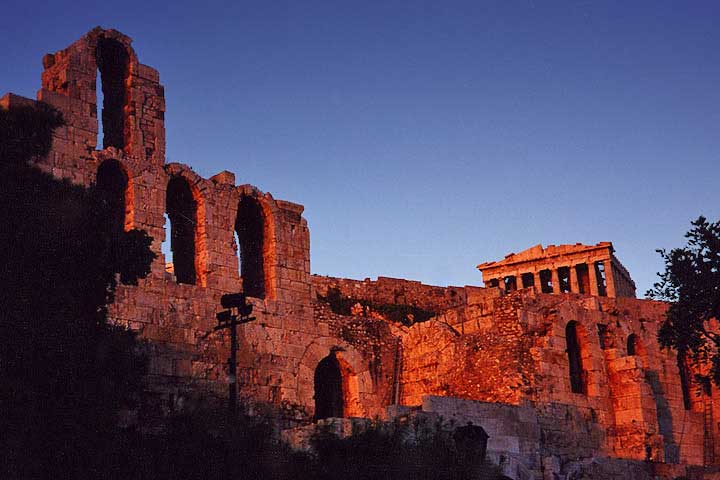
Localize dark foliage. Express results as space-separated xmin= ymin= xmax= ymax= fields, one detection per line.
xmin=318 ymin=287 xmax=436 ymax=326
xmin=309 ymin=419 xmax=502 ymax=480
xmin=0 ymin=103 xmax=155 ymax=478
xmin=648 ymin=216 xmax=720 ymax=384
xmin=95 ymin=409 xmax=501 ymax=480
xmin=98 ymin=408 xmax=312 ymax=480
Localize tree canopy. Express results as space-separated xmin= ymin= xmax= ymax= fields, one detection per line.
xmin=648 ymin=216 xmax=720 ymax=384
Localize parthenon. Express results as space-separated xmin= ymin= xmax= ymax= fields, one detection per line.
xmin=478 ymin=242 xmax=637 ymax=298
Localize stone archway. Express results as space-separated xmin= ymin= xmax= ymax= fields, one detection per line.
xmin=297 ymin=340 xmax=369 ymax=420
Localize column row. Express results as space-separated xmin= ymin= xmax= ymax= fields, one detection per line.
xmin=487 ymin=260 xmax=615 ymax=297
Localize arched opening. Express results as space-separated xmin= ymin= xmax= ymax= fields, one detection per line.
xmin=165 ymin=176 xmax=197 ymax=285
xmin=566 ymin=321 xmax=586 ymax=394
xmin=627 ymin=334 xmax=638 ymax=356
xmin=96 ymin=159 xmax=128 ymax=234
xmin=96 ymin=37 xmax=129 ymax=150
xmin=235 ymin=196 xmax=265 ymax=298
xmin=314 ymin=352 xmax=344 ymax=421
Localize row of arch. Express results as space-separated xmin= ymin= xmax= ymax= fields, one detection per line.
xmin=95 ymin=158 xmax=272 ymax=299
xmin=565 ymin=321 xmax=694 ymax=410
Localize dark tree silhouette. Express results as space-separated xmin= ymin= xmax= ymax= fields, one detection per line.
xmin=0 ymin=103 xmax=155 ymax=478
xmin=648 ymin=216 xmax=720 ymax=384
xmin=309 ymin=419 xmax=501 ymax=480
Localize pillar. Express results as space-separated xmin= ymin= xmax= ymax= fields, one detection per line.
xmin=551 ymin=268 xmax=560 ymax=294
xmin=604 ymin=260 xmax=616 ymax=298
xmin=588 ymin=262 xmax=599 ymax=296
xmin=569 ymin=265 xmax=579 ymax=293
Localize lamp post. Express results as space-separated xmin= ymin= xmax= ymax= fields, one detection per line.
xmin=209 ymin=293 xmax=255 ymax=414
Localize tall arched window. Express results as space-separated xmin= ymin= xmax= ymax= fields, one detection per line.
xmin=627 ymin=334 xmax=638 ymax=356
xmin=96 ymin=159 xmax=128 ymax=234
xmin=314 ymin=352 xmax=344 ymax=421
xmin=166 ymin=176 xmax=197 ymax=285
xmin=566 ymin=321 xmax=586 ymax=394
xmin=235 ymin=196 xmax=265 ymax=298
xmin=96 ymin=37 xmax=129 ymax=150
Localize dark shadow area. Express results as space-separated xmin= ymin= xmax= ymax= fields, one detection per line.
xmin=566 ymin=321 xmax=586 ymax=394
xmin=236 ymin=195 xmax=265 ymax=298
xmin=678 ymin=351 xmax=693 ymax=411
xmin=310 ymin=418 xmax=503 ymax=480
xmin=540 ymin=269 xmax=553 ymax=293
xmin=0 ymin=103 xmax=154 ymax=479
xmin=645 ymin=370 xmax=679 ymax=463
xmin=627 ymin=334 xmax=638 ymax=356
xmin=166 ymin=176 xmax=197 ymax=284
xmin=576 ymin=263 xmax=590 ymax=294
xmin=97 ymin=158 xmax=128 ymax=234
xmin=558 ymin=266 xmax=571 ymax=293
xmin=96 ymin=37 xmax=129 ymax=150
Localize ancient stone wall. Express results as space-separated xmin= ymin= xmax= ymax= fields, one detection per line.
xmin=312 ymin=275 xmax=467 ymax=313
xmin=4 ymin=27 xmax=381 ymax=426
xmin=400 ymin=288 xmax=713 ymax=467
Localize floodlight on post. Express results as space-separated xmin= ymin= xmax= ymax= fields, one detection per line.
xmin=203 ymin=292 xmax=256 ymax=415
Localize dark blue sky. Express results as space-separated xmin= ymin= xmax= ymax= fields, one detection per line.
xmin=3 ymin=1 xmax=719 ymax=295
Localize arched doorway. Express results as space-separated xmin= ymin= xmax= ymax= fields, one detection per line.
xmin=314 ymin=352 xmax=344 ymax=421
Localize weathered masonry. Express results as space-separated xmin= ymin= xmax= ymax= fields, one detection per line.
xmin=3 ymin=28 xmax=718 ymax=480
xmin=478 ymin=242 xmax=637 ymax=298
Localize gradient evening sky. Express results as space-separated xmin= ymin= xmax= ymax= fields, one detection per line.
xmin=3 ymin=1 xmax=719 ymax=295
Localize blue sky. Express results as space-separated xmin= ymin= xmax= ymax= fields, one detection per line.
xmin=3 ymin=1 xmax=719 ymax=295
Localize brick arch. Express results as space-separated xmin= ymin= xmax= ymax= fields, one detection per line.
xmin=86 ymin=29 xmax=139 ymax=152
xmin=163 ymin=164 xmax=209 ymax=286
xmin=234 ymin=186 xmax=278 ymax=300
xmin=297 ymin=339 xmax=369 ymax=419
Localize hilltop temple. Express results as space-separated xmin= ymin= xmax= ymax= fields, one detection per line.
xmin=2 ymin=28 xmax=716 ymax=479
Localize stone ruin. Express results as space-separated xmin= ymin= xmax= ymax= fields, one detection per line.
xmin=3 ymin=27 xmax=719 ymax=479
